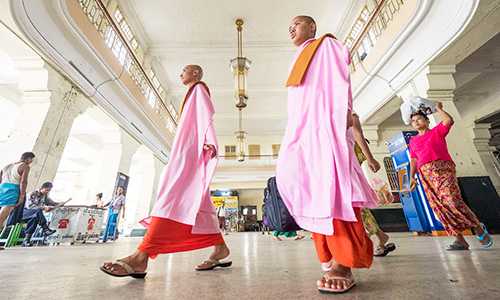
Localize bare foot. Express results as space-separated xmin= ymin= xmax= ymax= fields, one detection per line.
xmin=273 ymin=236 xmax=282 ymax=241
xmin=196 ymin=243 xmax=230 ymax=270
xmin=317 ymin=262 xmax=354 ymax=291
xmin=374 ymin=229 xmax=390 ymax=255
xmin=294 ymin=235 xmax=305 ymax=240
xmin=321 ymin=259 xmax=333 ymax=272
xmin=447 ymin=234 xmax=469 ymax=249
xmin=101 ymin=250 xmax=149 ymax=275
xmin=473 ymin=225 xmax=491 ymax=246
xmin=375 ymin=229 xmax=389 ymax=245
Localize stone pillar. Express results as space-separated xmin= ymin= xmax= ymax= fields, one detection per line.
xmin=472 ymin=123 xmax=500 ymax=193
xmin=0 ymin=58 xmax=51 ymax=164
xmin=362 ymin=124 xmax=380 ymax=146
xmin=95 ymin=127 xmax=141 ymax=201
xmin=149 ymin=155 xmax=165 ymax=213
xmin=0 ymin=61 xmax=92 ymax=190
xmin=122 ymin=146 xmax=165 ymax=235
xmin=409 ymin=65 xmax=489 ymax=177
xmin=28 ymin=76 xmax=92 ymax=190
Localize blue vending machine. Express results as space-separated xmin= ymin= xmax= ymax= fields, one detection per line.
xmin=387 ymin=131 xmax=445 ymax=235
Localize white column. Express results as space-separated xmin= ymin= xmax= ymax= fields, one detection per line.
xmin=125 ymin=146 xmax=165 ymax=234
xmin=472 ymin=123 xmax=500 ymax=193
xmin=0 ymin=61 xmax=92 ymax=190
xmin=28 ymin=67 xmax=92 ymax=190
xmin=95 ymin=127 xmax=141 ymax=201
xmin=0 ymin=58 xmax=50 ymax=164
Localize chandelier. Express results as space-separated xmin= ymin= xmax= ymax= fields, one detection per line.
xmin=230 ymin=19 xmax=251 ymax=162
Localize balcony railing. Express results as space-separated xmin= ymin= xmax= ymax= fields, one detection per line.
xmin=217 ymin=155 xmax=278 ymax=168
xmin=347 ymin=0 xmax=404 ymax=73
xmin=78 ymin=0 xmax=177 ymax=134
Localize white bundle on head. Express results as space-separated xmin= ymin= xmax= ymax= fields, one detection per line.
xmin=400 ymin=95 xmax=436 ymax=125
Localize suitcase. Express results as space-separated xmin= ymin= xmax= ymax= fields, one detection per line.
xmin=264 ymin=177 xmax=301 ymax=232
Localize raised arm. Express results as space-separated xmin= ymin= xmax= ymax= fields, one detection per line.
xmin=435 ymin=101 xmax=453 ymax=126
xmin=352 ymin=114 xmax=380 ymax=173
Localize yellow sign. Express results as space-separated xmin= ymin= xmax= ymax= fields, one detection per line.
xmin=225 ymin=196 xmax=238 ymax=208
xmin=212 ymin=197 xmax=225 ymax=207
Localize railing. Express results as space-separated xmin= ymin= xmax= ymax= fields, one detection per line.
xmin=78 ymin=0 xmax=177 ymax=134
xmin=347 ymin=0 xmax=404 ymax=73
xmin=217 ymin=155 xmax=278 ymax=168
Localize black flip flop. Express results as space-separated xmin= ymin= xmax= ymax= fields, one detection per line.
xmin=374 ymin=243 xmax=396 ymax=257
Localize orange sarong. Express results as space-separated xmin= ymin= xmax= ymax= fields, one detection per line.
xmin=137 ymin=217 xmax=224 ymax=259
xmin=312 ymin=208 xmax=373 ymax=269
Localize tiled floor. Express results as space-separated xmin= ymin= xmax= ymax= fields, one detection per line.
xmin=1 ymin=232 xmax=498 ymax=300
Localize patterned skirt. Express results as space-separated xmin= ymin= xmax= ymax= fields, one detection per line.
xmin=418 ymin=160 xmax=479 ymax=236
xmin=361 ymin=208 xmax=379 ymax=237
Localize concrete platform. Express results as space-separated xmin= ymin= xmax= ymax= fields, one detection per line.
xmin=0 ymin=232 xmax=498 ymax=299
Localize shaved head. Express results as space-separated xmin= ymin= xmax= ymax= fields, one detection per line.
xmin=296 ymin=15 xmax=316 ymax=37
xmin=180 ymin=65 xmax=204 ymax=86
xmin=187 ymin=65 xmax=203 ymax=80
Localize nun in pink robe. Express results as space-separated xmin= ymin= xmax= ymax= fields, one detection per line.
xmin=137 ymin=81 xmax=225 ymax=257
xmin=276 ymin=34 xmax=378 ymax=269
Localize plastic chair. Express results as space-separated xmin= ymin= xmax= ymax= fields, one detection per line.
xmin=0 ymin=222 xmax=25 ymax=247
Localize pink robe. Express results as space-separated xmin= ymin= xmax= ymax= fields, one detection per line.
xmin=276 ymin=37 xmax=378 ymax=236
xmin=140 ymin=82 xmax=220 ymax=234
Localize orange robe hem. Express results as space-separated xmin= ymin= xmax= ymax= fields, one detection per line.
xmin=137 ymin=217 xmax=224 ymax=259
xmin=312 ymin=208 xmax=373 ymax=269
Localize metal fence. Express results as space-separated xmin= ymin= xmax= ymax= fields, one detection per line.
xmin=347 ymin=0 xmax=404 ymax=73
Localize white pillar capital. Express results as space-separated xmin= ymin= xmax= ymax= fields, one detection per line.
xmin=20 ymin=91 xmax=51 ymax=104
xmin=14 ymin=58 xmax=49 ymax=91
xmin=362 ymin=124 xmax=380 ymax=146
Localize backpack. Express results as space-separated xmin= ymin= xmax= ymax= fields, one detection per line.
xmin=264 ymin=177 xmax=301 ymax=232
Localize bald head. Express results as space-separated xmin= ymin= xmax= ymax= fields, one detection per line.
xmin=180 ymin=65 xmax=203 ymax=86
xmin=187 ymin=65 xmax=203 ymax=80
xmin=296 ymin=16 xmax=316 ymax=37
xmin=289 ymin=16 xmax=317 ymax=46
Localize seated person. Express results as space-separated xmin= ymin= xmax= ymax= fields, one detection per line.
xmin=22 ymin=182 xmax=59 ymax=247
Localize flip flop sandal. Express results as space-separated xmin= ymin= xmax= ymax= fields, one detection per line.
xmin=318 ymin=275 xmax=356 ymax=294
xmin=195 ymin=258 xmax=232 ymax=271
xmin=100 ymin=260 xmax=147 ymax=278
xmin=476 ymin=223 xmax=493 ymax=248
xmin=374 ymin=243 xmax=396 ymax=257
xmin=445 ymin=242 xmax=469 ymax=251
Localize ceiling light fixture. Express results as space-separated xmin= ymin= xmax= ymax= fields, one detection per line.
xmin=230 ymin=19 xmax=251 ymax=162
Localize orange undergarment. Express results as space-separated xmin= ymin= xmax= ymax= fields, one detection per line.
xmin=137 ymin=217 xmax=224 ymax=259
xmin=312 ymin=208 xmax=373 ymax=269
